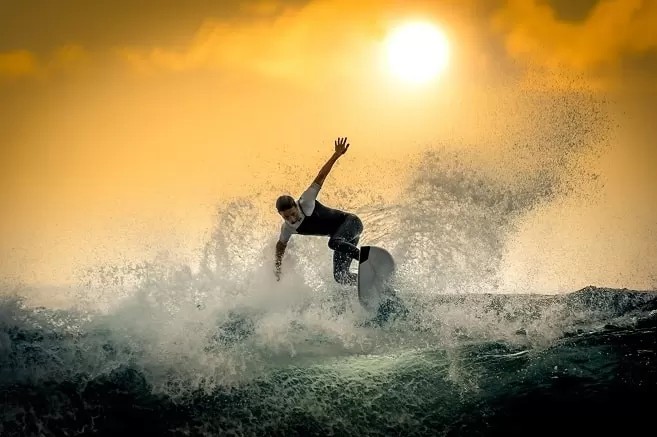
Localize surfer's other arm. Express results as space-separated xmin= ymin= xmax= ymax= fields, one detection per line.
xmin=274 ymin=241 xmax=286 ymax=281
xmin=312 ymin=137 xmax=350 ymax=187
xmin=275 ymin=224 xmax=293 ymax=281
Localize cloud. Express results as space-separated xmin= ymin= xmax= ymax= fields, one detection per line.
xmin=115 ymin=0 xmax=657 ymax=91
xmin=5 ymin=0 xmax=655 ymax=92
xmin=3 ymin=0 xmax=482 ymax=86
xmin=492 ymin=0 xmax=657 ymax=71
xmin=115 ymin=0 xmax=404 ymax=82
xmin=0 ymin=45 xmax=87 ymax=80
xmin=49 ymin=45 xmax=86 ymax=70
xmin=0 ymin=50 xmax=40 ymax=78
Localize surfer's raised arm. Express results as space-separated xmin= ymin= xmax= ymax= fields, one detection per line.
xmin=312 ymin=137 xmax=350 ymax=188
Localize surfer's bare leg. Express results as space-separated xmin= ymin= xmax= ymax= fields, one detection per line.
xmin=329 ymin=215 xmax=363 ymax=285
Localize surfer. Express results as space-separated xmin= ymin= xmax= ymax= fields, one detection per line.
xmin=274 ymin=137 xmax=363 ymax=285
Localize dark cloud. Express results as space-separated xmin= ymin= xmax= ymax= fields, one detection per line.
xmin=492 ymin=0 xmax=657 ymax=71
xmin=0 ymin=0 xmax=309 ymax=54
xmin=547 ymin=0 xmax=600 ymax=22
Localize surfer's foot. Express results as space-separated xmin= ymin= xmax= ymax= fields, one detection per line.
xmin=351 ymin=249 xmax=360 ymax=261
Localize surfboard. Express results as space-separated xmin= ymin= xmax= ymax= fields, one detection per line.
xmin=357 ymin=245 xmax=396 ymax=312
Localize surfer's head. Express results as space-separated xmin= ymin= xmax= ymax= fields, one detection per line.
xmin=276 ymin=195 xmax=301 ymax=224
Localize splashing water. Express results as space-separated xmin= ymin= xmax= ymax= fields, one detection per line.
xmin=2 ymin=87 xmax=654 ymax=437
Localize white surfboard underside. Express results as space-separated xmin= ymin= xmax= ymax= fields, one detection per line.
xmin=357 ymin=246 xmax=396 ymax=312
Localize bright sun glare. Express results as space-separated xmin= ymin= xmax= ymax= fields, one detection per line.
xmin=385 ymin=21 xmax=450 ymax=84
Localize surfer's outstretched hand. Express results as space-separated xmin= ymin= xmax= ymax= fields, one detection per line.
xmin=334 ymin=137 xmax=349 ymax=156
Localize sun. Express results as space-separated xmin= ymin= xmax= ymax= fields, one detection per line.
xmin=385 ymin=21 xmax=450 ymax=84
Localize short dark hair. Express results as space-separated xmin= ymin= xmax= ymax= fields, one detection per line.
xmin=276 ymin=195 xmax=296 ymax=212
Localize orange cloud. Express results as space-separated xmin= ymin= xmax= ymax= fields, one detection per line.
xmin=117 ymin=0 xmax=657 ymax=92
xmin=492 ymin=0 xmax=657 ymax=71
xmin=0 ymin=50 xmax=40 ymax=78
xmin=49 ymin=45 xmax=86 ymax=70
xmin=0 ymin=44 xmax=87 ymax=80
xmin=115 ymin=0 xmax=412 ymax=83
xmin=5 ymin=0 xmax=650 ymax=92
xmin=238 ymin=0 xmax=288 ymax=17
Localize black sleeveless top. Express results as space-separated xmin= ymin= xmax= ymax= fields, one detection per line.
xmin=295 ymin=199 xmax=347 ymax=237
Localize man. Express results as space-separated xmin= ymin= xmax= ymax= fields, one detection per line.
xmin=274 ymin=137 xmax=363 ymax=285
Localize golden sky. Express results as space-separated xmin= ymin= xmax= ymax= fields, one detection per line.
xmin=1 ymin=0 xmax=656 ymax=292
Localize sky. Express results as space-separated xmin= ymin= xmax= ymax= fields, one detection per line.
xmin=1 ymin=0 xmax=656 ymax=293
